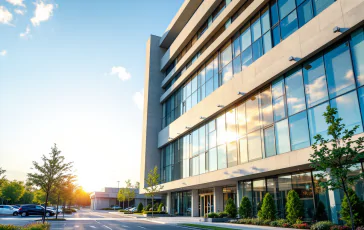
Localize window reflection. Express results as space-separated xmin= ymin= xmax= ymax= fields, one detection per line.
xmin=285 ymin=68 xmax=306 ymax=116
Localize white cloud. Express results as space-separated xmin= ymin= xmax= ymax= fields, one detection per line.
xmin=133 ymin=90 xmax=144 ymax=111
xmin=14 ymin=8 xmax=26 ymax=15
xmin=0 ymin=50 xmax=7 ymax=56
xmin=20 ymin=25 xmax=31 ymax=38
xmin=31 ymin=1 xmax=54 ymax=27
xmin=110 ymin=66 xmax=131 ymax=81
xmin=0 ymin=6 xmax=13 ymax=25
xmin=6 ymin=0 xmax=25 ymax=7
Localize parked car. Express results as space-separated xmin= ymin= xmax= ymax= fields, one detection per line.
xmin=18 ymin=205 xmax=55 ymax=217
xmin=129 ymin=207 xmax=137 ymax=212
xmin=0 ymin=205 xmax=19 ymax=216
xmin=47 ymin=207 xmax=61 ymax=214
xmin=110 ymin=205 xmax=121 ymax=210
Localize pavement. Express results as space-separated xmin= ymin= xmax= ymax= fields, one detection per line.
xmin=0 ymin=209 xmax=293 ymax=230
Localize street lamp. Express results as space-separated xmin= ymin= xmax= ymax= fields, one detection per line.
xmin=117 ymin=181 xmax=120 ymax=208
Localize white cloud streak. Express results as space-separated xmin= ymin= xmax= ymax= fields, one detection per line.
xmin=6 ymin=0 xmax=25 ymax=7
xmin=133 ymin=90 xmax=144 ymax=111
xmin=0 ymin=50 xmax=7 ymax=56
xmin=31 ymin=1 xmax=54 ymax=27
xmin=0 ymin=6 xmax=13 ymax=25
xmin=20 ymin=25 xmax=31 ymax=38
xmin=14 ymin=8 xmax=26 ymax=15
xmin=110 ymin=66 xmax=131 ymax=81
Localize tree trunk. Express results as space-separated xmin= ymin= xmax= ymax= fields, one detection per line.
xmin=152 ymin=196 xmax=154 ymax=218
xmin=56 ymin=193 xmax=60 ymax=219
xmin=128 ymin=198 xmax=130 ymax=209
xmin=342 ymin=180 xmax=355 ymax=230
xmin=43 ymin=192 xmax=49 ymax=224
xmin=123 ymin=200 xmax=124 ymax=209
xmin=63 ymin=201 xmax=65 ymax=218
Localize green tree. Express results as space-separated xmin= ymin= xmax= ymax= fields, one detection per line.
xmin=27 ymin=144 xmax=73 ymax=223
xmin=315 ymin=201 xmax=328 ymax=221
xmin=117 ymin=188 xmax=126 ymax=209
xmin=137 ymin=202 xmax=143 ymax=212
xmin=224 ymin=198 xmax=237 ymax=218
xmin=309 ymin=106 xmax=364 ymax=230
xmin=258 ymin=193 xmax=276 ymax=221
xmin=124 ymin=179 xmax=136 ymax=208
xmin=144 ymin=166 xmax=164 ymax=217
xmin=1 ymin=181 xmax=25 ymax=204
xmin=239 ymin=196 xmax=252 ymax=218
xmin=135 ymin=182 xmax=140 ymax=189
xmin=33 ymin=189 xmax=46 ymax=204
xmin=286 ymin=190 xmax=303 ymax=224
xmin=19 ymin=190 xmax=34 ymax=204
xmin=340 ymin=189 xmax=364 ymax=227
xmin=157 ymin=202 xmax=164 ymax=212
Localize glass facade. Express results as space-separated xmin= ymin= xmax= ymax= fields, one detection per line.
xmin=171 ymin=191 xmax=192 ymax=216
xmin=161 ymin=27 xmax=364 ymax=184
xmin=162 ymin=0 xmax=336 ymax=128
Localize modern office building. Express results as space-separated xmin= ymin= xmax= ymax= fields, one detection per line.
xmin=140 ymin=0 xmax=364 ymax=223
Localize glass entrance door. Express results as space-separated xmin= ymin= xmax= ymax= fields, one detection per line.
xmin=199 ymin=194 xmax=214 ymax=217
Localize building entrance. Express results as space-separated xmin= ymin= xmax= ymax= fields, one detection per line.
xmin=199 ymin=193 xmax=214 ymax=217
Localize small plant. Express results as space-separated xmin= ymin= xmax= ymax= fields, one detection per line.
xmin=263 ymin=219 xmax=271 ymax=225
xmin=207 ymin=212 xmax=218 ymax=218
xmin=270 ymin=220 xmax=280 ymax=227
xmin=310 ymin=221 xmax=334 ymax=230
xmin=0 ymin=225 xmax=19 ymax=230
xmin=157 ymin=202 xmax=164 ymax=212
xmin=217 ymin=212 xmax=228 ymax=218
xmin=293 ymin=223 xmax=310 ymax=229
xmin=286 ymin=190 xmax=304 ymax=224
xmin=330 ymin=226 xmax=350 ymax=230
xmin=137 ymin=203 xmax=143 ymax=213
xmin=145 ymin=204 xmax=151 ymax=211
xmin=340 ymin=189 xmax=364 ymax=228
xmin=251 ymin=218 xmax=264 ymax=225
xmin=239 ymin=196 xmax=252 ymax=218
xmin=258 ymin=193 xmax=276 ymax=221
xmin=224 ymin=198 xmax=237 ymax=218
xmin=23 ymin=222 xmax=51 ymax=230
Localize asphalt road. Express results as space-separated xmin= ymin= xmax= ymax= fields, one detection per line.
xmin=0 ymin=209 xmax=194 ymax=230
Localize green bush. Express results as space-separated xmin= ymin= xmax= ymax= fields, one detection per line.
xmin=157 ymin=203 xmax=164 ymax=212
xmin=224 ymin=198 xmax=237 ymax=218
xmin=237 ymin=218 xmax=253 ymax=224
xmin=137 ymin=203 xmax=143 ymax=213
xmin=330 ymin=226 xmax=350 ymax=230
xmin=286 ymin=190 xmax=304 ymax=224
xmin=239 ymin=196 xmax=252 ymax=218
xmin=258 ymin=193 xmax=276 ymax=221
xmin=142 ymin=211 xmax=166 ymax=215
xmin=0 ymin=225 xmax=19 ymax=230
xmin=217 ymin=212 xmax=228 ymax=218
xmin=315 ymin=201 xmax=329 ymax=221
xmin=23 ymin=222 xmax=50 ymax=230
xmin=207 ymin=212 xmax=219 ymax=218
xmin=340 ymin=189 xmax=364 ymax=228
xmin=263 ymin=219 xmax=271 ymax=225
xmin=251 ymin=218 xmax=264 ymax=225
xmin=144 ymin=204 xmax=151 ymax=211
xmin=270 ymin=220 xmax=280 ymax=227
xmin=292 ymin=223 xmax=310 ymax=229
xmin=310 ymin=221 xmax=334 ymax=230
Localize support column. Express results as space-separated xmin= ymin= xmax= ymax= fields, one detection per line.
xmin=236 ymin=181 xmax=241 ymax=209
xmin=166 ymin=192 xmax=171 ymax=214
xmin=191 ymin=189 xmax=199 ymax=217
xmin=214 ymin=187 xmax=224 ymax=213
xmin=326 ymin=171 xmax=339 ymax=224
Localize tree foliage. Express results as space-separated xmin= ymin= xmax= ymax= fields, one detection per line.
xmin=137 ymin=202 xmax=143 ymax=212
xmin=239 ymin=196 xmax=252 ymax=218
xmin=286 ymin=190 xmax=303 ymax=224
xmin=144 ymin=166 xmax=164 ymax=217
xmin=258 ymin=193 xmax=276 ymax=221
xmin=340 ymin=189 xmax=364 ymax=227
xmin=1 ymin=181 xmax=25 ymax=204
xmin=117 ymin=188 xmax=126 ymax=204
xmin=224 ymin=198 xmax=237 ymax=218
xmin=309 ymin=106 xmax=364 ymax=230
xmin=124 ymin=179 xmax=136 ymax=208
xmin=19 ymin=190 xmax=34 ymax=204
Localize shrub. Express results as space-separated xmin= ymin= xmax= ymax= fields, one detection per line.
xmin=137 ymin=203 xmax=143 ymax=213
xmin=292 ymin=223 xmax=310 ymax=229
xmin=340 ymin=189 xmax=364 ymax=228
xmin=356 ymin=227 xmax=364 ymax=230
xmin=315 ymin=201 xmax=329 ymax=221
xmin=238 ymin=218 xmax=253 ymax=224
xmin=22 ymin=222 xmax=50 ymax=230
xmin=153 ymin=202 xmax=159 ymax=211
xmin=142 ymin=211 xmax=166 ymax=215
xmin=286 ymin=190 xmax=304 ymax=224
xmin=270 ymin=220 xmax=280 ymax=227
xmin=224 ymin=198 xmax=237 ymax=218
xmin=258 ymin=193 xmax=276 ymax=221
xmin=217 ymin=212 xmax=229 ymax=218
xmin=310 ymin=221 xmax=334 ymax=230
xmin=239 ymin=196 xmax=252 ymax=218
xmin=276 ymin=219 xmax=291 ymax=228
xmin=330 ymin=226 xmax=350 ymax=230
xmin=0 ymin=225 xmax=19 ymax=230
xmin=251 ymin=218 xmax=264 ymax=225
xmin=263 ymin=219 xmax=271 ymax=225
xmin=207 ymin=212 xmax=219 ymax=218
xmin=157 ymin=203 xmax=164 ymax=212
xmin=144 ymin=204 xmax=151 ymax=211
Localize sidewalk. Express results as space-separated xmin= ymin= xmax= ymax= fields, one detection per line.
xmin=107 ymin=211 xmax=145 ymax=219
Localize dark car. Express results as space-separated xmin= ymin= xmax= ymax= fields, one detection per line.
xmin=18 ymin=205 xmax=55 ymax=217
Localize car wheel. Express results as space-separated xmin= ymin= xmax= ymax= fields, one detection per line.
xmin=45 ymin=212 xmax=50 ymax=217
xmin=13 ymin=212 xmax=18 ymax=216
xmin=21 ymin=212 xmax=27 ymax=217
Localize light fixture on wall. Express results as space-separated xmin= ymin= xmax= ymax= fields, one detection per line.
xmin=238 ymin=91 xmax=245 ymax=96
xmin=177 ymin=133 xmax=181 ymax=135
xmin=217 ymin=104 xmax=224 ymax=108
xmin=288 ymin=56 xmax=295 ymax=61
xmin=200 ymin=116 xmax=206 ymax=120
xmin=333 ymin=26 xmax=340 ymax=33
xmin=185 ymin=126 xmax=191 ymax=129
xmin=168 ymin=137 xmax=173 ymax=140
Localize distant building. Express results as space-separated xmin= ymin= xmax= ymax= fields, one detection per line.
xmin=90 ymin=187 xmax=161 ymax=210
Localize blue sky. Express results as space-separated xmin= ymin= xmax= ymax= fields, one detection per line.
xmin=0 ymin=0 xmax=184 ymax=192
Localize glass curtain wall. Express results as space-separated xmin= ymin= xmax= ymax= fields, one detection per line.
xmin=171 ymin=191 xmax=192 ymax=216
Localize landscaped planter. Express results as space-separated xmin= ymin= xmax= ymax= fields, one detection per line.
xmin=201 ymin=217 xmax=234 ymax=222
xmin=143 ymin=213 xmax=170 ymax=217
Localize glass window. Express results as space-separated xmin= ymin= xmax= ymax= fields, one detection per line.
xmin=263 ymin=31 xmax=272 ymax=54
xmin=297 ymin=0 xmax=313 ymax=28
xmin=200 ymin=153 xmax=206 ymax=174
xmin=242 ymin=46 xmax=253 ymax=70
xmin=233 ymin=34 xmax=241 ymax=57
xmin=280 ymin=10 xmax=298 ymax=40
xmin=237 ymin=103 xmax=247 ymax=137
xmin=275 ymin=119 xmax=291 ymax=154
xmin=289 ymin=111 xmax=310 ymax=150
xmin=251 ymin=15 xmax=262 ymax=42
xmin=183 ymin=135 xmax=190 ymax=159
xmin=303 ymin=56 xmax=329 ymax=108
xmin=226 ymin=109 xmax=236 ymax=143
xmin=206 ymin=59 xmax=214 ymax=80
xmin=241 ymin=24 xmax=252 ymax=51
xmin=308 ymin=102 xmax=329 ymax=144
xmin=206 ymin=78 xmax=213 ymax=97
xmin=278 ymin=0 xmax=296 ymax=20
xmin=312 ymin=0 xmax=334 ymax=15
xmin=233 ymin=56 xmax=242 ymax=75
xmin=350 ymin=28 xmax=364 ymax=87
xmin=261 ymin=88 xmax=274 ymax=126
xmin=239 ymin=137 xmax=248 ymax=163
xmin=214 ymin=73 xmax=219 ymax=90
xmin=252 ymin=38 xmax=263 ymax=61
xmin=216 ymin=114 xmax=226 ymax=146
xmin=246 ymin=94 xmax=261 ymax=133
xmin=261 ymin=7 xmax=271 ymax=34
xmin=312 ymin=171 xmax=331 ymax=221
xmin=248 ymin=130 xmax=262 ymax=161
xmin=221 ymin=43 xmax=233 ymax=67
xmin=252 ymin=179 xmax=266 ymax=216
xmin=186 ymin=81 xmax=192 ymax=97
xmin=199 ymin=126 xmax=206 ymax=154
xmin=183 ymin=159 xmax=189 ymax=178
xmin=272 ymin=26 xmax=281 ymax=47
xmin=191 ymin=157 xmax=199 ymax=176
xmin=191 ymin=91 xmax=198 ymax=107
xmin=285 ymin=68 xmax=306 ymax=116
xmin=209 ymin=130 xmax=217 ymax=150
xmin=273 ymin=78 xmax=287 ymax=121
xmin=227 ymin=141 xmax=237 ymax=167
xmin=217 ymin=144 xmax=227 ymax=169
xmin=192 ymin=76 xmax=198 ymax=93
xmin=330 ymin=91 xmax=363 ymax=135
xmin=192 ymin=130 xmax=199 ymax=157
xmin=292 ymin=172 xmax=315 ymax=220
xmin=198 ymin=69 xmax=206 ymax=87
xmin=357 ymin=87 xmax=364 ymax=125
xmin=324 ymin=42 xmax=356 ymax=98
xmin=208 ymin=148 xmax=217 ymax=172
xmin=221 ymin=62 xmax=233 ymax=84
xmin=270 ymin=0 xmax=279 ymax=26
xmin=264 ymin=126 xmax=276 ymax=157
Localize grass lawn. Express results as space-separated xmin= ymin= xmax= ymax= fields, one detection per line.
xmin=179 ymin=224 xmax=235 ymax=230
